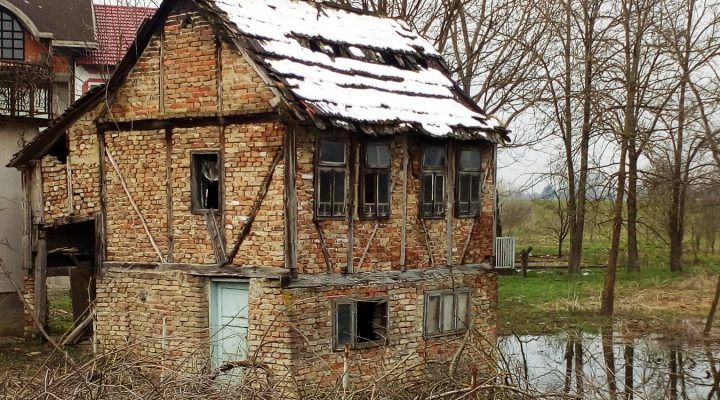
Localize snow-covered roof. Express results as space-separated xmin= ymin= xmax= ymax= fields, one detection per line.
xmin=205 ymin=0 xmax=505 ymax=141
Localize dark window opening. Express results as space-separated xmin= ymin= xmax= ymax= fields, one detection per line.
xmin=421 ymin=145 xmax=446 ymax=218
xmin=334 ymin=299 xmax=388 ymax=350
xmin=316 ymin=140 xmax=347 ymax=218
xmin=424 ymin=290 xmax=470 ymax=337
xmin=191 ymin=152 xmax=220 ymax=212
xmin=1 ymin=7 xmax=24 ymax=60
xmin=456 ymin=148 xmax=482 ymax=217
xmin=361 ymin=143 xmax=390 ymax=218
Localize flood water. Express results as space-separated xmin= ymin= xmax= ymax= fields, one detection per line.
xmin=500 ymin=331 xmax=720 ymax=399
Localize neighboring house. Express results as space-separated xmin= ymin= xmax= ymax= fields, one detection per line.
xmin=75 ymin=5 xmax=155 ymax=99
xmin=0 ymin=0 xmax=96 ymax=336
xmin=0 ymin=0 xmax=154 ymax=336
xmin=9 ymin=0 xmax=509 ymax=389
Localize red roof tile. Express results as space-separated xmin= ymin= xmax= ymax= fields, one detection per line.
xmin=77 ymin=5 xmax=155 ymax=66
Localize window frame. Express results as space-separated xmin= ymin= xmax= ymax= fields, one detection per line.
xmin=315 ymin=137 xmax=349 ymax=220
xmin=332 ymin=297 xmax=389 ymax=351
xmin=423 ymin=289 xmax=471 ymax=338
xmin=359 ymin=141 xmax=392 ymax=220
xmin=190 ymin=150 xmax=223 ymax=214
xmin=0 ymin=7 xmax=24 ymax=60
xmin=455 ymin=147 xmax=483 ymax=218
xmin=420 ymin=144 xmax=447 ymax=219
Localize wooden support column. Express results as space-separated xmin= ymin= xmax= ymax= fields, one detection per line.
xmin=400 ymin=135 xmax=408 ymax=270
xmin=66 ymin=155 xmax=74 ymax=214
xmin=21 ymin=169 xmax=32 ymax=272
xmin=98 ymin=130 xmax=107 ymax=271
xmin=446 ymin=140 xmax=455 ymax=266
xmin=346 ymin=137 xmax=356 ymax=274
xmin=165 ymin=129 xmax=174 ymax=262
xmin=284 ymin=126 xmax=298 ymax=278
xmin=94 ymin=211 xmax=105 ymax=276
xmin=34 ymin=230 xmax=48 ymax=333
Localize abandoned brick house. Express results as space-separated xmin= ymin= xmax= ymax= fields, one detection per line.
xmin=8 ymin=0 xmax=509 ymax=387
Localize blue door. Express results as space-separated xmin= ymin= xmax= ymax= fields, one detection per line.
xmin=210 ymin=281 xmax=249 ymax=369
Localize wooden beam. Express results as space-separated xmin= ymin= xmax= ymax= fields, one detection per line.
xmin=314 ymin=220 xmax=333 ymax=273
xmin=66 ymin=154 xmax=74 ymax=214
xmin=227 ymin=146 xmax=283 ymax=264
xmin=98 ymin=131 xmax=107 ymax=275
xmin=104 ymin=147 xmax=166 ymax=262
xmin=400 ymin=135 xmax=408 ymax=270
xmin=21 ymin=169 xmax=32 ymax=272
xmin=96 ymin=112 xmax=277 ymax=132
xmin=346 ymin=137 xmax=356 ymax=274
xmin=446 ymin=140 xmax=455 ymax=266
xmin=94 ymin=211 xmax=105 ymax=275
xmin=284 ymin=126 xmax=298 ymax=278
xmin=34 ymin=230 xmax=48 ymax=334
xmin=103 ymin=261 xmax=290 ymax=280
xmin=165 ymin=129 xmax=174 ymax=262
xmin=40 ymin=214 xmax=95 ymax=229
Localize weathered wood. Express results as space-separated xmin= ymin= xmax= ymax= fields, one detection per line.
xmin=21 ymin=169 xmax=32 ymax=272
xmin=66 ymin=154 xmax=74 ymax=214
xmin=346 ymin=137 xmax=356 ymax=274
xmin=60 ymin=313 xmax=94 ymax=346
xmin=69 ymin=264 xmax=94 ymax=324
xmin=421 ymin=218 xmax=435 ymax=268
xmin=446 ymin=140 xmax=455 ymax=266
xmin=227 ymin=146 xmax=283 ymax=264
xmin=458 ymin=149 xmax=496 ymax=265
xmin=105 ymin=147 xmax=166 ymax=263
xmin=34 ymin=230 xmax=48 ymax=334
xmin=94 ymin=211 xmax=105 ymax=277
xmin=357 ymin=222 xmax=379 ymax=272
xmin=98 ymin=132 xmax=107 ymax=273
xmin=30 ymin=161 xmax=44 ymax=225
xmin=314 ymin=220 xmax=333 ymax=273
xmin=400 ymin=134 xmax=408 ymax=270
xmin=205 ymin=210 xmax=227 ymax=265
xmin=159 ymin=29 xmax=165 ymax=114
xmin=103 ymin=261 xmax=290 ymax=280
xmin=41 ymin=214 xmax=95 ymax=229
xmin=705 ymin=272 xmax=720 ymax=334
xmin=519 ymin=247 xmax=532 ymax=279
xmin=96 ymin=112 xmax=277 ymax=132
xmin=459 ymin=219 xmax=476 ymax=265
xmin=284 ymin=126 xmax=298 ymax=277
xmin=165 ymin=129 xmax=174 ymax=262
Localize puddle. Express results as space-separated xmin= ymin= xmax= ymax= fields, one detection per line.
xmin=500 ymin=331 xmax=720 ymax=399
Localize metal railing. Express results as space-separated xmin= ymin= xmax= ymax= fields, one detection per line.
xmin=0 ymin=60 xmax=53 ymax=119
xmin=495 ymin=237 xmax=516 ymax=269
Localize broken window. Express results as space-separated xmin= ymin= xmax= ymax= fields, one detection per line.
xmin=191 ymin=152 xmax=220 ymax=212
xmin=421 ymin=145 xmax=446 ymax=218
xmin=361 ymin=143 xmax=390 ymax=218
xmin=333 ymin=298 xmax=388 ymax=350
xmin=424 ymin=290 xmax=470 ymax=337
xmin=316 ymin=140 xmax=347 ymax=218
xmin=456 ymin=148 xmax=482 ymax=217
xmin=1 ymin=7 xmax=24 ymax=60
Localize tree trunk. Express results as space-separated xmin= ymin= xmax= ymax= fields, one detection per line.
xmin=564 ymin=0 xmax=580 ymax=274
xmin=601 ymin=139 xmax=627 ymax=315
xmin=704 ymin=272 xmax=720 ymax=334
xmin=626 ymin=151 xmax=640 ymax=272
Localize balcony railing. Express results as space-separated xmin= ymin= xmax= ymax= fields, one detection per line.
xmin=0 ymin=60 xmax=53 ymax=119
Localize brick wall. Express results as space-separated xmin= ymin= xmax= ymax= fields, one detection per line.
xmin=295 ymin=128 xmax=496 ymax=274
xmin=41 ymin=155 xmax=68 ymax=222
xmin=95 ymin=269 xmax=210 ymax=372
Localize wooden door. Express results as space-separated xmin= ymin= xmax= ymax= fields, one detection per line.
xmin=209 ymin=281 xmax=249 ymax=369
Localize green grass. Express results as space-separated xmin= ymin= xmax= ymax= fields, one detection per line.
xmin=48 ymin=292 xmax=74 ymax=335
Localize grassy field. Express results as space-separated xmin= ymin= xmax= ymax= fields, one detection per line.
xmin=498 ymin=198 xmax=720 ymax=337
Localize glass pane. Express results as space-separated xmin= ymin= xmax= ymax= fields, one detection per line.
xmin=459 ymin=149 xmax=481 ymax=171
xmin=423 ymin=146 xmax=445 ymax=168
xmin=423 ymin=174 xmax=434 ymax=203
xmin=333 ymin=172 xmax=345 ymax=204
xmin=456 ymin=293 xmax=469 ymax=329
xmin=364 ymin=173 xmax=376 ymax=204
xmin=471 ymin=175 xmax=481 ymax=202
xmin=3 ymin=49 xmax=11 ymax=59
xmin=378 ymin=172 xmax=389 ymax=207
xmin=442 ymin=294 xmax=455 ymax=332
xmin=336 ymin=303 xmax=353 ymax=347
xmin=366 ymin=143 xmax=390 ymax=168
xmin=320 ymin=141 xmax=345 ymax=164
xmin=434 ymin=175 xmax=444 ymax=206
xmin=426 ymin=296 xmax=441 ymax=335
xmin=319 ymin=171 xmax=332 ymax=203
xmin=458 ymin=174 xmax=471 ymax=203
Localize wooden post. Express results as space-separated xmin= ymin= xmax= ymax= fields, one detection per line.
xmin=520 ymin=246 xmax=532 ymax=279
xmin=98 ymin=130 xmax=107 ymax=270
xmin=446 ymin=140 xmax=455 ymax=266
xmin=66 ymin=155 xmax=74 ymax=214
xmin=34 ymin=230 xmax=48 ymax=335
xmin=284 ymin=126 xmax=298 ymax=278
xmin=346 ymin=137 xmax=356 ymax=274
xmin=94 ymin=211 xmax=105 ymax=276
xmin=21 ymin=169 xmax=32 ymax=272
xmin=165 ymin=129 xmax=174 ymax=262
xmin=400 ymin=135 xmax=408 ymax=270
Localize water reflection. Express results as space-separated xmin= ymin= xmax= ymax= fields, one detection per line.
xmin=500 ymin=331 xmax=720 ymax=399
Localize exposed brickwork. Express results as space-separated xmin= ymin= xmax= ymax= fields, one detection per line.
xmin=105 ymin=130 xmax=169 ymax=262
xmin=67 ymin=106 xmax=103 ymax=218
xmin=95 ymin=270 xmax=210 ymax=372
xmin=41 ymin=156 xmax=68 ymax=222
xmin=22 ymin=275 xmax=41 ymax=339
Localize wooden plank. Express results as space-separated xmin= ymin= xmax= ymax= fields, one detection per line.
xmin=66 ymin=154 xmax=74 ymax=214
xmin=41 ymin=214 xmax=96 ymax=229
xmin=205 ymin=210 xmax=228 ymax=265
xmin=165 ymin=129 xmax=174 ymax=262
xmin=69 ymin=265 xmax=93 ymax=324
xmin=400 ymin=135 xmax=408 ymax=270
xmin=227 ymin=146 xmax=283 ymax=263
xmin=421 ymin=218 xmax=435 ymax=268
xmin=34 ymin=230 xmax=48 ymax=333
xmin=314 ymin=220 xmax=333 ymax=273
xmin=446 ymin=140 xmax=455 ymax=266
xmin=284 ymin=126 xmax=298 ymax=277
xmin=96 ymin=112 xmax=277 ymax=132
xmin=98 ymin=131 xmax=107 ymax=274
xmin=357 ymin=222 xmax=379 ymax=272
xmin=104 ymin=147 xmax=166 ymax=263
xmin=346 ymin=137 xmax=356 ymax=274
xmin=60 ymin=313 xmax=93 ymax=346
xmin=30 ymin=161 xmax=43 ymax=225
xmin=94 ymin=211 xmax=105 ymax=276
xmin=21 ymin=169 xmax=32 ymax=272
xmin=103 ymin=261 xmax=290 ymax=280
